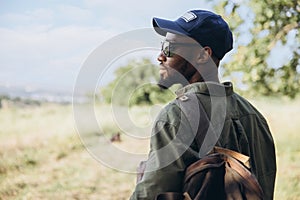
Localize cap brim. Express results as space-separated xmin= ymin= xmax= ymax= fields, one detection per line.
xmin=152 ymin=17 xmax=190 ymax=37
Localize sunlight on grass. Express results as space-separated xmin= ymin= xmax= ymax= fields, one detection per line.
xmin=248 ymin=98 xmax=300 ymax=200
xmin=0 ymin=99 xmax=300 ymax=199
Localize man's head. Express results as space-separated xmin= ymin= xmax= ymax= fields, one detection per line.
xmin=152 ymin=10 xmax=233 ymax=89
xmin=153 ymin=10 xmax=233 ymax=60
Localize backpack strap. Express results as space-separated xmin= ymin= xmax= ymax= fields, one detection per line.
xmin=175 ymin=93 xmax=222 ymax=157
xmin=213 ymin=146 xmax=250 ymax=168
xmin=225 ymin=154 xmax=263 ymax=198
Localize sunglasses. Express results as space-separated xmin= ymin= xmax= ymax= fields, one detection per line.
xmin=161 ymin=40 xmax=199 ymax=57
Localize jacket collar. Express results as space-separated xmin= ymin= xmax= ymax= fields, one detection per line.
xmin=175 ymin=81 xmax=234 ymax=97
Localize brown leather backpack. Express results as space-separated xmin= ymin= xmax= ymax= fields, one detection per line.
xmin=155 ymin=146 xmax=263 ymax=200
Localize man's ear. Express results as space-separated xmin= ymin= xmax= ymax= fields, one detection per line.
xmin=196 ymin=46 xmax=213 ymax=64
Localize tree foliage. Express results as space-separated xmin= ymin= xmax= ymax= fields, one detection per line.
xmin=213 ymin=0 xmax=300 ymax=98
xmin=101 ymin=58 xmax=175 ymax=106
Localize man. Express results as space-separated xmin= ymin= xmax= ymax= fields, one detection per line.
xmin=130 ymin=10 xmax=276 ymax=200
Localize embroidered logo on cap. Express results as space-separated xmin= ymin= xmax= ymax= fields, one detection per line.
xmin=181 ymin=11 xmax=197 ymax=22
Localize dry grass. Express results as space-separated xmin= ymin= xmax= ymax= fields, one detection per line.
xmin=0 ymin=103 xmax=137 ymax=200
xmin=249 ymin=98 xmax=300 ymax=200
xmin=0 ymin=98 xmax=300 ymax=199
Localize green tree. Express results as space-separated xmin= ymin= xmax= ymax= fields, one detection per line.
xmin=101 ymin=58 xmax=175 ymax=106
xmin=212 ymin=0 xmax=300 ymax=98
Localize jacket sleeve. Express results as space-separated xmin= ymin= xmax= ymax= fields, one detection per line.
xmin=130 ymin=105 xmax=199 ymax=200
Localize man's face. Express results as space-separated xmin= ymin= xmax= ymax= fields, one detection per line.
xmin=157 ymin=33 xmax=200 ymax=89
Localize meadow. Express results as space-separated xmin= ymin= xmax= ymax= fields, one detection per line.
xmin=0 ymin=98 xmax=300 ymax=199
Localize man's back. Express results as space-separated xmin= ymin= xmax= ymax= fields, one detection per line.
xmin=193 ymin=82 xmax=276 ymax=199
xmin=216 ymin=92 xmax=276 ymax=199
xmin=130 ymin=82 xmax=276 ymax=200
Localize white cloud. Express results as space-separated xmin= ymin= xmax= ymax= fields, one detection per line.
xmin=82 ymin=0 xmax=214 ymax=33
xmin=83 ymin=0 xmax=114 ymax=7
xmin=84 ymin=0 xmax=213 ymax=19
xmin=28 ymin=8 xmax=54 ymax=21
xmin=0 ymin=25 xmax=116 ymax=90
xmin=0 ymin=25 xmax=114 ymax=62
xmin=0 ymin=0 xmax=214 ymax=92
xmin=0 ymin=5 xmax=94 ymax=28
xmin=0 ymin=8 xmax=54 ymax=26
xmin=57 ymin=5 xmax=94 ymax=22
xmin=1 ymin=13 xmax=32 ymax=24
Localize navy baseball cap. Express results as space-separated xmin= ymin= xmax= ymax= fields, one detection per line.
xmin=153 ymin=10 xmax=233 ymax=60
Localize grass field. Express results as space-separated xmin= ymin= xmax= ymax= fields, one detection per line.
xmin=0 ymin=98 xmax=300 ymax=200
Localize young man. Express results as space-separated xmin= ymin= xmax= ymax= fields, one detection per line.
xmin=130 ymin=10 xmax=276 ymax=200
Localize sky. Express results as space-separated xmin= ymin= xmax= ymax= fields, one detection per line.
xmin=0 ymin=0 xmax=215 ymax=93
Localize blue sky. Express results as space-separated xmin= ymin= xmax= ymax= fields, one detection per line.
xmin=0 ymin=0 xmax=215 ymax=92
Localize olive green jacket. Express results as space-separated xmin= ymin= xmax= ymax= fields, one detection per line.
xmin=130 ymin=82 xmax=276 ymax=200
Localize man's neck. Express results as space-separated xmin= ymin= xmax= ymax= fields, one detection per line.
xmin=189 ymin=61 xmax=220 ymax=84
xmin=188 ymin=71 xmax=220 ymax=84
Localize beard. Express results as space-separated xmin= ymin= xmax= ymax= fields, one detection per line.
xmin=157 ymin=69 xmax=189 ymax=89
xmin=157 ymin=76 xmax=174 ymax=89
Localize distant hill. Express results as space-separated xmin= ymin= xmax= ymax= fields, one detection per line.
xmin=0 ymin=85 xmax=86 ymax=104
